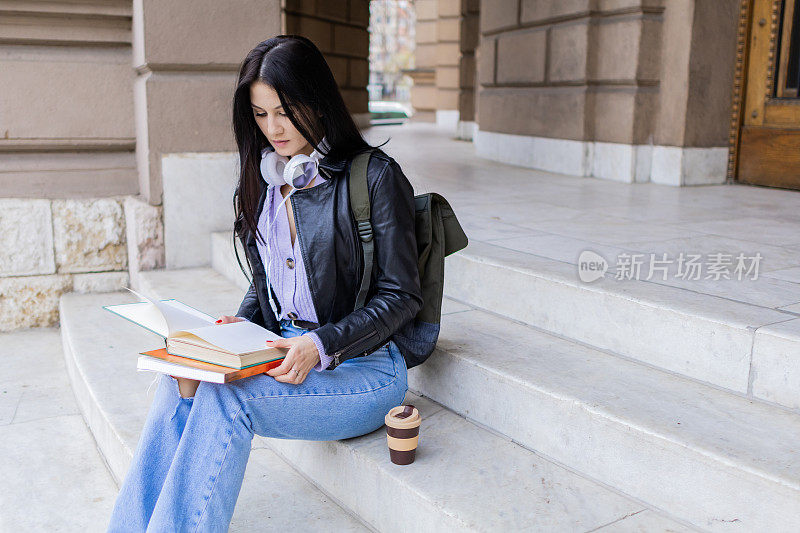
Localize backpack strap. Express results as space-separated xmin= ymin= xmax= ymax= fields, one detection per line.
xmin=348 ymin=149 xmax=375 ymax=310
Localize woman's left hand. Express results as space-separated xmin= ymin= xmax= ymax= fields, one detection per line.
xmin=264 ymin=336 xmax=320 ymax=385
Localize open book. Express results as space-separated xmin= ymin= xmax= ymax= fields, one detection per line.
xmin=104 ymin=287 xmax=287 ymax=369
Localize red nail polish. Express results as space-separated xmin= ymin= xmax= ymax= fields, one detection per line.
xmin=215 ymin=319 xmax=222 ymax=323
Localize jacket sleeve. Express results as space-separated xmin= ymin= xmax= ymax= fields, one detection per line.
xmin=235 ymin=280 xmax=265 ymax=327
xmin=311 ymin=158 xmax=423 ymax=364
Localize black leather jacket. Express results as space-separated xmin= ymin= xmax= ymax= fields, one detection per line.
xmin=235 ymin=148 xmax=423 ymax=370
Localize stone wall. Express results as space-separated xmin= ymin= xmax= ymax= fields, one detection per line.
xmin=0 ymin=197 xmax=164 ymax=331
xmin=285 ymin=0 xmax=371 ymax=123
xmin=472 ymin=0 xmax=738 ymax=185
xmin=0 ymin=1 xmax=137 ymax=199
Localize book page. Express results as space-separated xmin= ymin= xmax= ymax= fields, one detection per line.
xmin=174 ymin=320 xmax=282 ymax=355
xmin=104 ymin=301 xmax=170 ymax=338
xmin=125 ymin=287 xmax=214 ymax=335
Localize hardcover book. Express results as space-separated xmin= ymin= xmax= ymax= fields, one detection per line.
xmin=104 ymin=287 xmax=286 ymax=369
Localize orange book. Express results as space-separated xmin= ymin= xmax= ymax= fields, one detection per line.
xmin=138 ymin=348 xmax=286 ymax=383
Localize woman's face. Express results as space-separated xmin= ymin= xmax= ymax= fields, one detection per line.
xmin=250 ymin=81 xmax=313 ymax=158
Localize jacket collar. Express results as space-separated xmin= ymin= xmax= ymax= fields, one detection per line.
xmin=318 ymin=152 xmax=348 ymax=173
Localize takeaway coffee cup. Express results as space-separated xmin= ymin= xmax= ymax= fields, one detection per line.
xmin=385 ymin=404 xmax=421 ymax=465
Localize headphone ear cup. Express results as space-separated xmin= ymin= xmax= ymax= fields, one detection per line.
xmin=284 ymin=154 xmax=315 ymax=188
xmin=260 ymin=150 xmax=288 ymax=187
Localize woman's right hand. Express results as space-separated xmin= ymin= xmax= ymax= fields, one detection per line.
xmin=215 ymin=315 xmax=246 ymax=324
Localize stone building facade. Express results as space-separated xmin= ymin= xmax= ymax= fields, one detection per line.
xmin=412 ymin=0 xmax=738 ymax=185
xmin=0 ymin=1 xmax=766 ymax=331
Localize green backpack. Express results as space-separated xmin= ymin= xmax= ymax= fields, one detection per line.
xmin=348 ymin=149 xmax=468 ymax=369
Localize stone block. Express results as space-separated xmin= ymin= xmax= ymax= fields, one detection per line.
xmin=72 ymin=272 xmax=129 ymax=293
xmin=438 ymin=17 xmax=461 ymax=42
xmin=477 ymin=38 xmax=496 ymax=85
xmin=348 ymin=58 xmax=369 ymax=87
xmin=589 ymin=89 xmax=636 ymax=144
xmin=478 ymin=87 xmax=587 ymax=139
xmin=415 ymin=0 xmax=438 ymax=21
xmin=348 ymin=0 xmax=370 ymax=25
xmin=752 ymin=318 xmax=800 ymax=409
xmin=437 ymin=0 xmax=462 ymax=17
xmin=326 ymin=55 xmax=348 ymax=87
xmin=416 ymin=20 xmax=438 ymax=44
xmin=591 ymin=18 xmax=642 ymax=81
xmin=415 ymin=43 xmax=438 ymax=68
xmin=316 ymin=0 xmax=349 ymax=22
xmin=436 ymin=42 xmax=461 ymax=67
xmin=521 ymin=0 xmax=592 ymax=23
xmin=333 ymin=25 xmax=368 ymax=57
xmin=411 ymin=84 xmax=438 ymax=109
xmin=0 ymin=199 xmax=54 ymax=276
xmin=340 ymin=87 xmax=368 ymax=113
xmin=286 ymin=16 xmax=333 ymax=53
xmin=52 ymin=199 xmax=127 ymax=274
xmin=162 ymin=153 xmax=237 ymax=269
xmin=637 ymin=17 xmax=663 ymax=81
xmin=0 ymin=56 xmax=133 ymax=140
xmin=480 ymin=0 xmax=518 ymax=33
xmin=461 ymin=13 xmax=480 ymax=51
xmin=437 ymin=88 xmax=460 ymax=109
xmin=0 ymin=274 xmax=72 ymax=331
xmin=496 ymin=30 xmax=546 ymax=84
xmin=460 ymin=54 xmax=477 ymax=88
xmin=596 ymin=0 xmax=652 ymax=10
xmin=124 ymin=196 xmax=164 ymax=286
xmin=437 ymin=66 xmax=460 ymax=89
xmin=135 ymin=0 xmax=281 ymax=66
xmin=548 ymin=22 xmax=589 ymax=82
xmin=459 ymin=89 xmax=476 ymax=120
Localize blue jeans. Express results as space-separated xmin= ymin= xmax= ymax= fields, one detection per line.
xmin=107 ymin=319 xmax=408 ymax=532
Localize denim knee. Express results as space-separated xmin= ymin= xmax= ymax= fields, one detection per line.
xmin=193 ymin=380 xmax=255 ymax=434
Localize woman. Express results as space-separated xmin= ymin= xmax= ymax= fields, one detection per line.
xmin=108 ymin=35 xmax=422 ymax=531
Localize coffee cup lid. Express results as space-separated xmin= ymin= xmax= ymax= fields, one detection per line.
xmin=385 ymin=404 xmax=420 ymax=428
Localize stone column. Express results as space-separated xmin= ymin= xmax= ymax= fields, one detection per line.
xmin=474 ymin=0 xmax=737 ymax=186
xmin=285 ymin=0 xmax=371 ymax=126
xmin=132 ymin=0 xmax=283 ymax=206
xmin=409 ymin=0 xmax=438 ymax=123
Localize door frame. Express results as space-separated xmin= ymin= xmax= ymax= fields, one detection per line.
xmin=729 ymin=0 xmax=800 ymax=188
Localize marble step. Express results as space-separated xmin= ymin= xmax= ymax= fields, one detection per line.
xmin=206 ymin=234 xmax=800 ymax=531
xmin=411 ymin=305 xmax=800 ymax=531
xmin=59 ymin=291 xmax=372 ymax=531
xmin=444 ymin=240 xmax=800 ymax=407
xmin=139 ymin=267 xmax=692 ymax=532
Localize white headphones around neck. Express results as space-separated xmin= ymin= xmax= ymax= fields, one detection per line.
xmin=259 ymin=136 xmax=330 ymax=189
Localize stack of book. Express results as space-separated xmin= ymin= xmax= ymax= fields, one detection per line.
xmin=104 ymin=288 xmax=288 ymax=383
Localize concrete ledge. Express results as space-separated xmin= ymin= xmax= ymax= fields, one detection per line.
xmin=445 ymin=241 xmax=793 ymax=395
xmin=410 ymin=307 xmax=800 ymax=531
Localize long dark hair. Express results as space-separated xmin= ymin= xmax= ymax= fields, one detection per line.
xmin=231 ymin=35 xmax=386 ymax=281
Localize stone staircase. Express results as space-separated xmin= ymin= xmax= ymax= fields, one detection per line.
xmin=56 ymin=224 xmax=800 ymax=531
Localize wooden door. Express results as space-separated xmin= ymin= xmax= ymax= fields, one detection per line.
xmin=735 ymin=0 xmax=800 ymax=189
